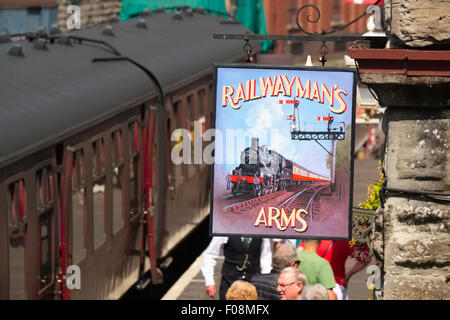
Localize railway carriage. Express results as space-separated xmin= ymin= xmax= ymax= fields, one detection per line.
xmin=291 ymin=163 xmax=331 ymax=182
xmin=0 ymin=9 xmax=255 ymax=299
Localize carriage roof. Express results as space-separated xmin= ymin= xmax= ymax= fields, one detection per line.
xmin=0 ymin=11 xmax=255 ymax=168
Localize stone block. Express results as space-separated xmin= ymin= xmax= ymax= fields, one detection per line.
xmin=395 ymin=199 xmax=450 ymax=226
xmin=385 ymin=114 xmax=450 ymax=191
xmin=385 ymin=0 xmax=450 ymax=48
xmin=395 ymin=236 xmax=450 ymax=267
xmin=383 ymin=198 xmax=450 ymax=268
xmin=384 ymin=271 xmax=450 ymax=299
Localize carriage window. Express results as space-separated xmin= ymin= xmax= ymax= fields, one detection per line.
xmin=36 ymin=167 xmax=54 ymax=210
xmin=92 ymin=139 xmax=106 ymax=248
xmin=199 ymin=89 xmax=207 ymax=115
xmin=72 ymin=149 xmax=85 ymax=263
xmin=92 ymin=139 xmax=106 ymax=177
xmin=129 ymin=122 xmax=140 ymax=217
xmin=8 ymin=179 xmax=27 ymax=299
xmin=129 ymin=121 xmax=140 ymax=155
xmin=112 ymin=130 xmax=124 ymax=232
xmin=174 ymin=101 xmax=184 ymax=128
xmin=39 ymin=210 xmax=52 ymax=291
xmin=187 ymin=95 xmax=194 ymax=129
xmin=36 ymin=167 xmax=54 ymax=292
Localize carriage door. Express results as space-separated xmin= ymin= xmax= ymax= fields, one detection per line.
xmin=168 ymin=99 xmax=184 ymax=200
xmin=143 ymin=105 xmax=160 ymax=278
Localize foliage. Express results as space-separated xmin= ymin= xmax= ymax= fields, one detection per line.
xmin=359 ymin=162 xmax=384 ymax=210
xmin=350 ymin=161 xmax=384 ymax=264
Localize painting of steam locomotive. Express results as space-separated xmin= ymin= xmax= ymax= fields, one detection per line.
xmin=226 ymin=137 xmax=330 ymax=197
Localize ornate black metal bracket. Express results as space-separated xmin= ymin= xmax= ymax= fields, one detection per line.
xmin=214 ymin=0 xmax=386 ymax=53
xmin=213 ymin=33 xmax=386 ymax=44
xmin=296 ymin=0 xmax=383 ymax=36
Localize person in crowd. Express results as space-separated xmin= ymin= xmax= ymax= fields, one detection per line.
xmin=315 ymin=240 xmax=370 ymax=300
xmin=302 ymin=283 xmax=329 ymax=300
xmin=297 ymin=239 xmax=337 ymax=300
xmin=225 ymin=280 xmax=258 ymax=300
xmin=251 ymin=242 xmax=300 ymax=300
xmin=201 ymin=236 xmax=272 ymax=300
xmin=276 ymin=267 xmax=307 ymax=300
xmin=273 ymin=238 xmax=297 ymax=250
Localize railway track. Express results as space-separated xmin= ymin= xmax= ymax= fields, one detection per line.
xmin=280 ymin=184 xmax=329 ymax=225
xmin=223 ymin=183 xmax=330 ymax=216
xmin=223 ymin=188 xmax=291 ymax=212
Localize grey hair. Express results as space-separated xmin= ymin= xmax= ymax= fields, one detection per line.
xmin=302 ymin=284 xmax=329 ymax=300
xmin=272 ymin=243 xmax=298 ymax=270
xmin=280 ymin=267 xmax=307 ymax=286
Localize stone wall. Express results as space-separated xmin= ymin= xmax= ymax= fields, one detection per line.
xmin=360 ymin=0 xmax=450 ymax=300
xmin=385 ymin=0 xmax=450 ymax=48
xmin=374 ymin=107 xmax=450 ymax=300
xmin=57 ymin=0 xmax=121 ymax=32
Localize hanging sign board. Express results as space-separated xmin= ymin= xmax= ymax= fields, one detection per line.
xmin=210 ymin=64 xmax=356 ymax=240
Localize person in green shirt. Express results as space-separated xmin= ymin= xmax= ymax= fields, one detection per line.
xmin=297 ymin=240 xmax=337 ymax=300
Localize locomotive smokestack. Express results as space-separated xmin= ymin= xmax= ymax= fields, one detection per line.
xmin=251 ymin=137 xmax=259 ymax=149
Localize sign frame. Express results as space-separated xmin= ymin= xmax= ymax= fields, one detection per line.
xmin=209 ymin=63 xmax=357 ymax=241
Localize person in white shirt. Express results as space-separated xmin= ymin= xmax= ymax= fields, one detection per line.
xmin=201 ymin=236 xmax=272 ymax=300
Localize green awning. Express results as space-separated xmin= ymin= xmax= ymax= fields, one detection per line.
xmin=119 ymin=0 xmax=273 ymax=52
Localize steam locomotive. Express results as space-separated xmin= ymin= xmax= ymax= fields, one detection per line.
xmin=227 ymin=137 xmax=331 ymax=197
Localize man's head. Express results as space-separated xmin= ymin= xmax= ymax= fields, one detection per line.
xmin=302 ymin=284 xmax=329 ymax=300
xmin=276 ymin=267 xmax=307 ymax=300
xmin=302 ymin=239 xmax=320 ymax=252
xmin=272 ymin=243 xmax=299 ymax=270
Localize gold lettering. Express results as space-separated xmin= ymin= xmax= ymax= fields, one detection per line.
xmin=295 ymin=77 xmax=310 ymax=99
xmin=254 ymin=207 xmax=268 ymax=227
xmin=331 ymin=88 xmax=348 ymax=114
xmin=294 ymin=209 xmax=309 ymax=233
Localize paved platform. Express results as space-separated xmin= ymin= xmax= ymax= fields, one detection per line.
xmin=162 ymin=159 xmax=381 ymax=300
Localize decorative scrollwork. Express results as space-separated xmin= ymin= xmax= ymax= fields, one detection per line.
xmin=295 ymin=5 xmax=322 ymax=35
xmin=296 ymin=0 xmax=382 ymax=36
